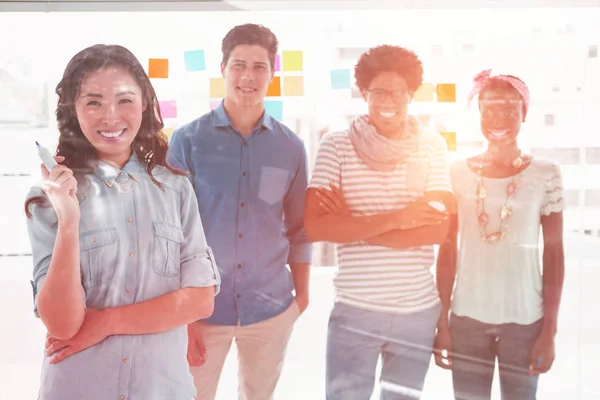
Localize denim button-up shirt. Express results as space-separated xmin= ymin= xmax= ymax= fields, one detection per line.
xmin=167 ymin=103 xmax=312 ymax=326
xmin=26 ymin=154 xmax=220 ymax=400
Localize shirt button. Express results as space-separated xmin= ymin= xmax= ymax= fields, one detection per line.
xmin=236 ymin=294 xmax=241 ymax=298
xmin=130 ymin=252 xmax=134 ymax=256
xmin=243 ymin=141 xmax=248 ymax=146
xmin=123 ymin=358 xmax=128 ymax=363
xmin=122 ymin=186 xmax=127 ymax=190
xmin=119 ymin=172 xmax=123 ymax=176
xmin=237 ymin=264 xmax=242 ymax=269
xmin=120 ymin=396 xmax=125 ymax=400
xmin=238 ymin=233 xmax=243 ymax=238
xmin=125 ymin=288 xmax=131 ymax=293
xmin=242 ymin=172 xmax=247 ymax=176
xmin=127 ymin=218 xmax=133 ymax=222
xmin=92 ymin=238 xmax=97 ymax=243
xmin=240 ymin=202 xmax=245 ymax=207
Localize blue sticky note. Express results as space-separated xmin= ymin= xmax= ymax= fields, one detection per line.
xmin=184 ymin=50 xmax=206 ymax=72
xmin=264 ymin=100 xmax=283 ymax=121
xmin=330 ymin=69 xmax=351 ymax=90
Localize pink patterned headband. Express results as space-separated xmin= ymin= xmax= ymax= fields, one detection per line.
xmin=468 ymin=69 xmax=530 ymax=113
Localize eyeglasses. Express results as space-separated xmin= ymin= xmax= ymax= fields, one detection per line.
xmin=367 ymin=88 xmax=410 ymax=104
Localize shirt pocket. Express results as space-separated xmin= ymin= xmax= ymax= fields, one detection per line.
xmin=258 ymin=166 xmax=289 ymax=205
xmin=152 ymin=221 xmax=185 ymax=277
xmin=79 ymin=228 xmax=119 ymax=287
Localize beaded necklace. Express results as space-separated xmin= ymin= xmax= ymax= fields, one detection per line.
xmin=475 ymin=153 xmax=524 ymax=243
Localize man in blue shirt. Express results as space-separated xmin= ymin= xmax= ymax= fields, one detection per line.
xmin=167 ymin=23 xmax=312 ymax=400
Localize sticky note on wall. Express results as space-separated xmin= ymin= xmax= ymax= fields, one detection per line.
xmin=184 ymin=50 xmax=206 ymax=72
xmin=439 ymin=132 xmax=457 ymax=151
xmin=283 ymin=76 xmax=304 ymax=96
xmin=267 ymin=76 xmax=281 ymax=97
xmin=282 ymin=51 xmax=303 ymax=71
xmin=274 ymin=54 xmax=281 ymax=71
xmin=264 ymin=100 xmax=283 ymax=121
xmin=159 ymin=100 xmax=177 ymax=119
xmin=148 ymin=58 xmax=169 ymax=79
xmin=436 ymin=84 xmax=457 ymax=102
xmin=330 ymin=69 xmax=351 ymax=90
xmin=413 ymin=83 xmax=435 ymax=102
xmin=163 ymin=128 xmax=175 ymax=139
xmin=209 ymin=78 xmax=226 ymax=98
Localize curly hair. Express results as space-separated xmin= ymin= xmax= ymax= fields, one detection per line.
xmin=354 ymin=45 xmax=424 ymax=93
xmin=25 ymin=44 xmax=184 ymax=218
xmin=221 ymin=24 xmax=279 ymax=70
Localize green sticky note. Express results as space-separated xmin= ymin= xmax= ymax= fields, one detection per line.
xmin=264 ymin=100 xmax=283 ymax=121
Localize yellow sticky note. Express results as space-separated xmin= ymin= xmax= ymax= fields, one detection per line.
xmin=436 ymin=83 xmax=457 ymax=102
xmin=148 ymin=58 xmax=169 ymax=79
xmin=413 ymin=83 xmax=435 ymax=102
xmin=282 ymin=51 xmax=303 ymax=71
xmin=283 ymin=76 xmax=304 ymax=96
xmin=209 ymin=78 xmax=226 ymax=98
xmin=439 ymin=132 xmax=457 ymax=151
xmin=162 ymin=128 xmax=175 ymax=139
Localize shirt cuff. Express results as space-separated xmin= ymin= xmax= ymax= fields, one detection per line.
xmin=287 ymin=242 xmax=313 ymax=265
xmin=181 ymin=246 xmax=221 ymax=296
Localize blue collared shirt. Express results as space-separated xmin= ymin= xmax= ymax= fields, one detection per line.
xmin=26 ymin=154 xmax=220 ymax=400
xmin=167 ymin=102 xmax=312 ymax=326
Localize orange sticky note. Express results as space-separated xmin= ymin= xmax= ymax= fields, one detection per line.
xmin=148 ymin=58 xmax=169 ymax=79
xmin=209 ymin=78 xmax=226 ymax=98
xmin=413 ymin=83 xmax=435 ymax=102
xmin=266 ymin=76 xmax=281 ymax=97
xmin=283 ymin=76 xmax=303 ymax=96
xmin=436 ymin=83 xmax=456 ymax=102
xmin=439 ymin=132 xmax=457 ymax=151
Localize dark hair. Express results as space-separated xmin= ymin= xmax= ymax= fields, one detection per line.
xmin=354 ymin=45 xmax=424 ymax=93
xmin=25 ymin=44 xmax=184 ymax=218
xmin=478 ymin=75 xmax=528 ymax=116
xmin=221 ymin=24 xmax=278 ymax=70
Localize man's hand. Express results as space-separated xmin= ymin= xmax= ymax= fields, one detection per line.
xmin=187 ymin=323 xmax=206 ymax=367
xmin=529 ymin=332 xmax=555 ymax=375
xmin=45 ymin=308 xmax=110 ymax=364
xmin=315 ymin=184 xmax=350 ymax=216
xmin=295 ymin=293 xmax=309 ymax=315
xmin=433 ymin=327 xmax=453 ymax=370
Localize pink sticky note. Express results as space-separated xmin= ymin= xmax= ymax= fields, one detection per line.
xmin=275 ymin=54 xmax=281 ymax=72
xmin=210 ymin=99 xmax=222 ymax=110
xmin=159 ymin=100 xmax=177 ymax=119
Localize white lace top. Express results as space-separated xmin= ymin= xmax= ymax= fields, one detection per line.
xmin=450 ymin=158 xmax=565 ymax=325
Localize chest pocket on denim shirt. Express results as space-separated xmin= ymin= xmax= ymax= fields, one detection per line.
xmin=152 ymin=221 xmax=184 ymax=277
xmin=259 ymin=166 xmax=289 ymax=205
xmin=79 ymin=228 xmax=119 ymax=287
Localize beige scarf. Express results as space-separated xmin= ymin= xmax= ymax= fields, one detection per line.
xmin=348 ymin=115 xmax=423 ymax=171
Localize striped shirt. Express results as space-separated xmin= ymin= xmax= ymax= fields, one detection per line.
xmin=309 ymin=129 xmax=452 ymax=314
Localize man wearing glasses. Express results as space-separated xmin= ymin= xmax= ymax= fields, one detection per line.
xmin=304 ymin=45 xmax=453 ymax=399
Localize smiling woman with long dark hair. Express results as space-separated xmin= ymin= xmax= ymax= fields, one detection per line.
xmin=24 ymin=44 xmax=220 ymax=400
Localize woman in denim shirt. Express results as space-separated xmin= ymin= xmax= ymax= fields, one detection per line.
xmin=24 ymin=44 xmax=220 ymax=400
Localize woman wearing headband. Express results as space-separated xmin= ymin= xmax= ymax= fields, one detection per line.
xmin=434 ymin=70 xmax=565 ymax=399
